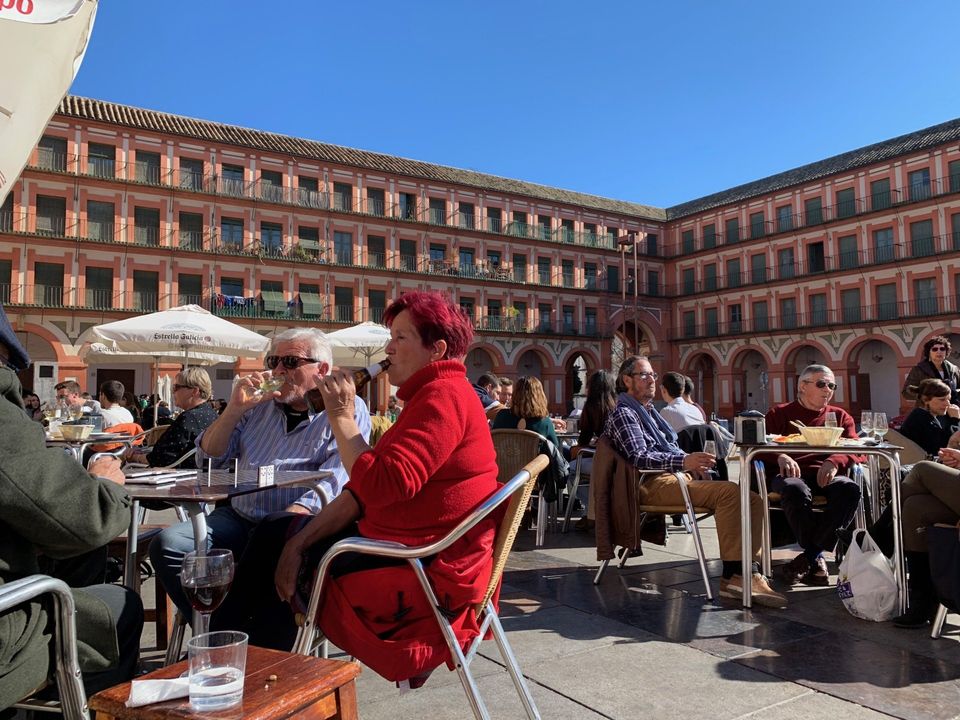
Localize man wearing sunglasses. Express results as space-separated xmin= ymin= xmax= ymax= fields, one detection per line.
xmin=150 ymin=327 xmax=371 ymax=623
xmin=763 ymin=364 xmax=863 ymax=587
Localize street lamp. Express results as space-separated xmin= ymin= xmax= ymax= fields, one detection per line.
xmin=618 ymin=231 xmax=646 ymax=351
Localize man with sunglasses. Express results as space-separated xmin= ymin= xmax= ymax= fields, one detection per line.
xmin=150 ymin=327 xmax=371 ymax=623
xmin=763 ymin=364 xmax=863 ymax=586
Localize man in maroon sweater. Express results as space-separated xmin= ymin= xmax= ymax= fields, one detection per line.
xmin=763 ymin=364 xmax=863 ymax=586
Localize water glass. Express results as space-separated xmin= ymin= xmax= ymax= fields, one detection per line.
xmin=860 ymin=411 xmax=874 ymax=437
xmin=188 ymin=630 xmax=248 ymax=712
xmin=824 ymin=412 xmax=838 ymax=428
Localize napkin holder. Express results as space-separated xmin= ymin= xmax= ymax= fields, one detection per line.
xmin=734 ymin=410 xmax=766 ymax=444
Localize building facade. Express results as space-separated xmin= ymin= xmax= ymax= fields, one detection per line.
xmin=1 ymin=96 xmax=958 ymax=418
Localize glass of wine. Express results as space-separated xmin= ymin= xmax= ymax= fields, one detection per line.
xmin=69 ymin=403 xmax=85 ymax=422
xmin=181 ymin=549 xmax=235 ymax=636
xmin=703 ymin=440 xmax=717 ymax=457
xmin=256 ymin=372 xmax=284 ymax=396
xmin=860 ymin=411 xmax=874 ymax=439
xmin=873 ymin=412 xmax=888 ymax=442
xmin=42 ymin=404 xmax=58 ymax=422
xmin=824 ymin=411 xmax=838 ymax=428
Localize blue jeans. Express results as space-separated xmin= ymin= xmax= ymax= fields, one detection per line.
xmin=149 ymin=505 xmax=255 ymax=621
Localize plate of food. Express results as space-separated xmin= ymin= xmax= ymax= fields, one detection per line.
xmin=772 ymin=433 xmax=805 ymax=444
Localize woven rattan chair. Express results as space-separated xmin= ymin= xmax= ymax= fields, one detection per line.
xmin=293 ymin=454 xmax=550 ymax=720
xmin=491 ymin=429 xmax=554 ymax=546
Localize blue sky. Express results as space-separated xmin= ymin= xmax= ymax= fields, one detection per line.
xmin=71 ymin=1 xmax=960 ymax=208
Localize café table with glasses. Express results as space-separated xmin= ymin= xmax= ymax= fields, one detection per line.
xmin=45 ymin=430 xmax=138 ymax=463
xmin=737 ymin=438 xmax=905 ymax=611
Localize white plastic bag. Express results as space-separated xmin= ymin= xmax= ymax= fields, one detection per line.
xmin=836 ymin=529 xmax=898 ymax=622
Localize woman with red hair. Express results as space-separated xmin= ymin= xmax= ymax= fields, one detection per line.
xmin=215 ymin=291 xmax=498 ymax=685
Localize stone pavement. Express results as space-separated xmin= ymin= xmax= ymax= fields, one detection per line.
xmin=137 ymin=503 xmax=960 ymax=719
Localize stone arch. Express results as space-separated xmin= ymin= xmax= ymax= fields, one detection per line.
xmin=464 ymin=344 xmax=504 ymax=382
xmin=779 ymin=341 xmax=830 ymax=404
xmin=562 ymin=348 xmax=601 ymax=414
xmin=846 ymin=336 xmax=901 ymax=418
xmin=685 ymin=351 xmax=719 ymax=417
xmin=729 ymin=347 xmax=773 ymax=413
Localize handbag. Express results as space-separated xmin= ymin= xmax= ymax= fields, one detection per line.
xmin=836 ymin=529 xmax=898 ymax=622
xmin=927 ymin=522 xmax=960 ymax=612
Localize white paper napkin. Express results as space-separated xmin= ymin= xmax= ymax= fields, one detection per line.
xmin=125 ymin=676 xmax=191 ymax=707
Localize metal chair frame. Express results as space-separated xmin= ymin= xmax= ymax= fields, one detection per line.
xmin=3 ymin=575 xmax=90 ymax=719
xmin=293 ymin=456 xmax=550 ymax=720
xmin=561 ymin=446 xmax=595 ymax=532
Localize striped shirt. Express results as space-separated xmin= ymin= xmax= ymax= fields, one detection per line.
xmin=195 ymin=396 xmax=371 ymax=521
xmin=603 ymin=401 xmax=687 ymax=472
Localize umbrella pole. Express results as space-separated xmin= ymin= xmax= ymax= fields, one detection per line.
xmin=153 ymin=356 xmax=160 ymax=426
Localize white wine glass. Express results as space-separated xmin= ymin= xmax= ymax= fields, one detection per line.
xmin=860 ymin=411 xmax=874 ymax=439
xmin=69 ymin=403 xmax=85 ymax=422
xmin=256 ymin=371 xmax=284 ymax=395
xmin=824 ymin=412 xmax=838 ymax=428
xmin=873 ymin=412 xmax=888 ymax=442
xmin=703 ymin=440 xmax=717 ymax=457
xmin=181 ymin=549 xmax=235 ymax=636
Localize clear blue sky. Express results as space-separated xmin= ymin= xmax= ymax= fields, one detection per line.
xmin=70 ymin=1 xmax=960 ymax=208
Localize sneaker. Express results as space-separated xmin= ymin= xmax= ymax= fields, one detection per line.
xmin=718 ymin=574 xmax=788 ymax=609
xmin=779 ymin=553 xmax=810 ymax=585
xmin=799 ymin=556 xmax=829 ymax=586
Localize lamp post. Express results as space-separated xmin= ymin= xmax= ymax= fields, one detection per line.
xmin=618 ymin=232 xmax=646 ymax=351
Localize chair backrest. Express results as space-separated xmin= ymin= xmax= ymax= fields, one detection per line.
xmin=478 ymin=454 xmax=549 ymax=614
xmin=883 ymin=428 xmax=927 ymax=466
xmin=90 ymin=422 xmax=147 ymax=453
xmin=490 ymin=429 xmax=544 ymax=484
xmin=144 ymin=424 xmax=169 ymax=447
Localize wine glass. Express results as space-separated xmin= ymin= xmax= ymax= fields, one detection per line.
xmin=873 ymin=412 xmax=888 ymax=442
xmin=42 ymin=403 xmax=58 ymax=422
xmin=69 ymin=403 xmax=85 ymax=422
xmin=824 ymin=412 xmax=838 ymax=428
xmin=256 ymin=372 xmax=284 ymax=395
xmin=181 ymin=549 xmax=235 ymax=636
xmin=860 ymin=411 xmax=874 ymax=439
xmin=703 ymin=440 xmax=717 ymax=457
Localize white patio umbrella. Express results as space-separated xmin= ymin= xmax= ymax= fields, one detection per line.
xmin=326 ymin=322 xmax=390 ymax=367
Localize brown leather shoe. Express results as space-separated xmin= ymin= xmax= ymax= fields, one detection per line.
xmin=800 ymin=555 xmax=829 ymax=586
xmin=779 ymin=553 xmax=810 ymax=585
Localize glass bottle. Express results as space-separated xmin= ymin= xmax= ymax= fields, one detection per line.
xmin=307 ymin=358 xmax=391 ymax=411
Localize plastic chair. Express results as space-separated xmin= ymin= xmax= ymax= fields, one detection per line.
xmin=294 ymin=454 xmax=550 ymax=720
xmin=491 ymin=429 xmax=554 ymax=546
xmin=3 ymin=575 xmax=89 ymax=720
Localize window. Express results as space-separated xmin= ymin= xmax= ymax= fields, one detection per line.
xmin=178 ymin=273 xmax=203 ymax=306
xmin=367 ymin=235 xmax=385 ymax=268
xmin=299 ymin=176 xmax=322 ymax=208
xmin=260 ymin=170 xmax=284 ymax=203
xmin=334 ymin=287 xmax=354 ymax=322
xmin=399 ymin=239 xmax=417 ymax=270
xmin=873 ymin=227 xmax=894 ymax=263
xmin=136 ymin=151 xmax=161 ymax=184
xmin=749 ymin=211 xmax=766 ymax=239
xmin=725 ymin=217 xmax=739 ymax=244
xmin=368 ymin=289 xmax=386 ymax=323
xmin=399 ymin=192 xmax=416 ymax=220
xmin=702 ymin=223 xmax=716 ymax=249
xmin=836 ymin=188 xmax=856 ymax=218
xmin=645 ymin=233 xmax=658 ymax=256
xmin=910 ymin=219 xmax=934 ymax=257
xmin=180 ymin=158 xmax=204 ymax=190
xmin=221 ymin=164 xmax=244 ymax=196
xmin=584 ymin=262 xmax=597 ymax=290
xmin=606 ymin=264 xmax=619 ymax=293
xmin=85 ymin=267 xmax=113 ymax=309
xmin=585 ymin=307 xmax=597 ymax=335
xmin=366 ymin=187 xmax=385 ymax=216
xmin=876 ymin=283 xmax=898 ymax=321
xmin=682 ymin=268 xmax=695 ymax=294
xmin=950 ymin=160 xmax=960 ymax=194
xmin=486 ymin=207 xmax=502 ymax=233
xmin=647 ymin=270 xmax=660 ymax=296
xmin=0 ymin=195 xmax=9 ymax=233
xmin=953 ymin=213 xmax=960 ymax=251
xmin=37 ymin=135 xmax=67 ymax=171
xmin=777 ymin=248 xmax=795 ymax=279
xmin=512 ymin=254 xmax=527 ymax=283
xmin=807 ymin=241 xmax=825 ymax=273
xmin=133 ymin=270 xmax=159 ymax=311
xmin=560 ymin=218 xmax=574 ymax=243
xmin=36 ymin=195 xmax=66 ymax=235
xmin=750 ymin=253 xmax=767 ymax=284
xmin=804 ymin=197 xmax=823 ymax=226
xmin=838 ymin=234 xmax=858 ymax=269
xmin=134 ymin=207 xmax=160 ymax=246
xmin=333 ymin=231 xmax=353 ymax=265
xmin=537 ymin=303 xmax=552 ymax=332
xmin=728 ymin=304 xmax=742 ymax=334
xmin=297 ymin=226 xmax=319 ymax=258
xmin=429 ymin=243 xmax=446 ymax=272
xmin=86 ymin=200 xmax=115 ymax=241
xmin=703 ymin=263 xmax=717 ymax=291
xmin=561 ymin=260 xmax=574 ymax=287
xmin=220 ymin=277 xmax=244 ymax=297
xmin=428 ymin=197 xmax=446 ymax=225
xmin=298 ymin=283 xmax=322 ymax=318
xmin=583 ymin=223 xmax=597 ymax=246
xmin=562 ymin=305 xmax=575 ymax=333
xmin=458 ymin=201 xmax=475 ymax=229
xmin=332 ymin=182 xmax=352 ymax=212
xmin=538 ymin=214 xmax=552 ymax=241
xmin=809 ymin=293 xmax=828 ymax=326
xmin=511 ymin=211 xmax=528 ymax=237
xmin=487 ymin=300 xmax=503 ymax=330
xmin=704 ymin=308 xmax=719 ymax=335
xmin=458 ymin=248 xmax=475 ymax=273
xmin=841 ymin=288 xmax=862 ymax=322
xmin=682 ymin=311 xmax=696 ymax=338
xmin=34 ymin=262 xmax=64 ymax=306
xmin=776 ymin=205 xmax=793 ymax=232
xmin=260 ymin=222 xmax=283 ymax=255
xmin=179 ymin=212 xmax=203 ymax=250
xmin=681 ymin=229 xmax=695 ymax=253
xmin=780 ymin=297 xmax=797 ymax=329
xmin=913 ymin=278 xmax=938 ymax=315
xmin=725 ymin=258 xmax=741 ymax=288
xmin=908 ymin=168 xmax=931 ymax=202
xmin=221 ymin=218 xmax=244 ymax=251
xmin=605 ymin=227 xmax=618 ymax=248
xmin=870 ymin=178 xmax=891 ymax=211
xmin=752 ymin=301 xmax=769 ymax=332
xmin=459 ymin=298 xmax=475 ymax=321
xmin=537 ymin=257 xmax=551 ymax=284
xmin=87 ymin=143 xmax=115 ymax=178
xmin=260 ymin=280 xmax=285 ymax=315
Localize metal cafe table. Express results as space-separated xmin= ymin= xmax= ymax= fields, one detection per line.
xmin=736 ymin=440 xmax=904 ymax=611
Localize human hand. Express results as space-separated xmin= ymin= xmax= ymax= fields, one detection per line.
xmin=314 ymin=367 xmax=355 ymax=418
xmin=939 ymin=447 xmax=960 ymax=469
xmin=949 ymin=430 xmax=960 ymax=451
xmin=88 ymin=455 xmax=125 ymax=485
xmin=816 ymin=460 xmax=838 ymax=488
xmin=947 ymin=404 xmax=960 ymax=419
xmin=778 ymin=454 xmax=801 ymax=478
xmin=274 ymin=539 xmax=305 ymax=603
xmin=682 ymin=452 xmax=715 ymax=475
xmin=551 ymin=417 xmax=567 ymax=432
xmin=230 ymin=371 xmax=280 ymax=411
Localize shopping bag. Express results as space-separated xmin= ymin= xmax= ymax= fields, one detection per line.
xmin=927 ymin=522 xmax=960 ymax=612
xmin=835 ymin=529 xmax=898 ymax=622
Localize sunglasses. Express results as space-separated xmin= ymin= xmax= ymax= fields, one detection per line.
xmin=804 ymin=379 xmax=837 ymax=391
xmin=265 ymin=355 xmax=319 ymax=370
xmin=931 ymin=346 xmax=948 ymax=352
xmin=173 ymin=384 xmax=192 ymax=391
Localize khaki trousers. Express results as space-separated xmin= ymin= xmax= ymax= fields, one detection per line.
xmin=640 ymin=473 xmax=763 ymax=562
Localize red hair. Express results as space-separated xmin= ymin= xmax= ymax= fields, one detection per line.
xmin=382 ymin=291 xmax=473 ymax=359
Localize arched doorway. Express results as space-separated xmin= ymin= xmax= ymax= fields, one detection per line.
xmin=784 ymin=344 xmax=827 ymax=403
xmin=733 ymin=349 xmax=770 ymax=413
xmin=464 ymin=347 xmax=498 ymax=382
xmin=564 ymin=353 xmax=591 ymax=414
xmin=687 ymin=353 xmax=718 ymax=418
xmin=849 ymin=339 xmax=899 ymax=418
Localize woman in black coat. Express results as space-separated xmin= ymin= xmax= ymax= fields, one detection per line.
xmin=899 ymin=378 xmax=960 ymax=457
xmin=902 ymin=335 xmax=960 ymax=405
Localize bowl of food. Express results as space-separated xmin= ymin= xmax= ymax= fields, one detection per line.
xmin=798 ymin=426 xmax=844 ymax=447
xmin=59 ymin=424 xmax=94 ymax=441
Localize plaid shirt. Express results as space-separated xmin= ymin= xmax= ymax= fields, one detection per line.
xmin=603 ymin=401 xmax=686 ymax=472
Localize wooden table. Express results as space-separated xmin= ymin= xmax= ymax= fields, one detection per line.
xmin=89 ymin=646 xmax=360 ymax=719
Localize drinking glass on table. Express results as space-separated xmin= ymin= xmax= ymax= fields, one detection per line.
xmin=181 ymin=549 xmax=235 ymax=636
xmin=860 ymin=411 xmax=874 ymax=439
xmin=42 ymin=403 xmax=58 ymax=422
xmin=703 ymin=440 xmax=717 ymax=458
xmin=69 ymin=403 xmax=85 ymax=422
xmin=188 ymin=630 xmax=248 ymax=712
xmin=824 ymin=412 xmax=838 ymax=428
xmin=873 ymin=412 xmax=888 ymax=441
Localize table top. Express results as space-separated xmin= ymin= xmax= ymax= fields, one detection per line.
xmin=45 ymin=431 xmax=131 ymax=446
xmin=738 ymin=440 xmax=902 ymax=451
xmin=124 ymin=469 xmax=333 ymax=502
xmin=88 ymin=645 xmax=360 ymax=719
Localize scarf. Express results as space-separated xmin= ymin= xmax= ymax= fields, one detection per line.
xmin=617 ymin=392 xmax=681 ymax=454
